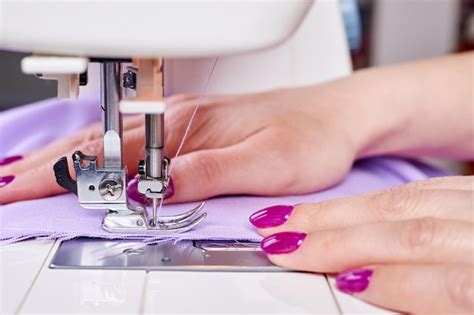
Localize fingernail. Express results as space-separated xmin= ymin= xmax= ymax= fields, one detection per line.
xmin=127 ymin=176 xmax=151 ymax=205
xmin=0 ymin=175 xmax=15 ymax=188
xmin=127 ymin=176 xmax=174 ymax=204
xmin=260 ymin=231 xmax=306 ymax=254
xmin=164 ymin=177 xmax=174 ymax=199
xmin=249 ymin=205 xmax=294 ymax=228
xmin=336 ymin=268 xmax=373 ymax=294
xmin=0 ymin=155 xmax=23 ymax=166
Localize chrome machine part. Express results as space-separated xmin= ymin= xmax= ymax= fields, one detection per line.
xmin=53 ymin=59 xmax=206 ymax=234
xmin=72 ymin=151 xmax=131 ymax=213
xmin=101 ymin=62 xmax=123 ymax=168
xmin=102 ymin=202 xmax=207 ymax=234
xmin=144 ymin=112 xmax=167 ymax=227
xmin=50 ymin=238 xmax=278 ymax=271
xmin=132 ymin=60 xmax=171 ymax=227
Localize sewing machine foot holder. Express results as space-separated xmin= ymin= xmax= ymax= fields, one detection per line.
xmin=51 ymin=59 xmax=208 ymax=235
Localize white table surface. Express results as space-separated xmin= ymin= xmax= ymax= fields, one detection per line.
xmin=0 ymin=240 xmax=394 ymax=314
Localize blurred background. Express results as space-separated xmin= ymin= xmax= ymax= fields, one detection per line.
xmin=0 ymin=0 xmax=472 ymax=172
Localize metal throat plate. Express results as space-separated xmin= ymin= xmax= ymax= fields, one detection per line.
xmin=49 ymin=238 xmax=283 ymax=272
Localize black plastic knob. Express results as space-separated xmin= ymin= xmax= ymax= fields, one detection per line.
xmin=79 ymin=71 xmax=88 ymax=86
xmin=53 ymin=157 xmax=77 ymax=195
xmin=123 ymin=69 xmax=137 ymax=89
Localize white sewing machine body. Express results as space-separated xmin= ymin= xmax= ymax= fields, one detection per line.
xmin=0 ymin=0 xmax=312 ymax=58
xmin=0 ymin=0 xmax=391 ymax=313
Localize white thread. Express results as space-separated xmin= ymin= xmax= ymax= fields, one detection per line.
xmin=169 ymin=57 xmax=219 ymax=173
xmin=157 ymin=57 xmax=219 ymax=216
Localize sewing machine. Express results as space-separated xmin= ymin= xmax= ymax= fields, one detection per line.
xmin=6 ymin=0 xmax=315 ymax=234
xmin=0 ymin=0 xmax=392 ymax=313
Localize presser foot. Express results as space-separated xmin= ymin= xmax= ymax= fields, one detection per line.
xmin=102 ymin=202 xmax=207 ymax=234
xmin=53 ymin=151 xmax=207 ymax=234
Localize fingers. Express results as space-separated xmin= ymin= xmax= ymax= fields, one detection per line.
xmin=335 ymin=264 xmax=474 ymax=315
xmin=165 ymin=94 xmax=239 ymax=108
xmin=255 ymin=179 xmax=473 ymax=236
xmin=0 ymin=115 xmax=143 ymax=178
xmin=165 ymin=94 xmax=197 ymax=106
xmin=164 ymin=95 xmax=247 ymax=157
xmin=262 ymin=219 xmax=473 ymax=273
xmin=165 ymin=144 xmax=259 ymax=203
xmin=0 ymin=126 xmax=144 ymax=204
xmin=0 ymin=122 xmax=101 ymax=177
xmin=165 ymin=129 xmax=299 ymax=203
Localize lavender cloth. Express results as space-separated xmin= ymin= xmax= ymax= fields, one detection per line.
xmin=0 ymin=98 xmax=445 ymax=245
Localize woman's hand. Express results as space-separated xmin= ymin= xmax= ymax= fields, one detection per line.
xmin=1 ymin=53 xmax=472 ymax=204
xmin=0 ymin=89 xmax=362 ymax=204
xmin=250 ymin=176 xmax=474 ymax=314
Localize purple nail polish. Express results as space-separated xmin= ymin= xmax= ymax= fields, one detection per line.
xmin=260 ymin=231 xmax=306 ymax=254
xmin=0 ymin=155 xmax=23 ymax=166
xmin=249 ymin=205 xmax=294 ymax=228
xmin=0 ymin=175 xmax=15 ymax=188
xmin=336 ymin=268 xmax=373 ymax=294
xmin=127 ymin=176 xmax=174 ymax=204
xmin=164 ymin=177 xmax=174 ymax=199
xmin=127 ymin=176 xmax=151 ymax=205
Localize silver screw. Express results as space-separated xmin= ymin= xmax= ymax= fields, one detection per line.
xmin=99 ymin=175 xmax=123 ymax=201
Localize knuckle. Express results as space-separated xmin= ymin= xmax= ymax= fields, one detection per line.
xmin=268 ymin=172 xmax=299 ymax=195
xmin=291 ymin=203 xmax=325 ymax=229
xmin=445 ymin=268 xmax=474 ymax=311
xmin=82 ymin=128 xmax=102 ymax=142
xmin=317 ymin=229 xmax=344 ymax=255
xmin=259 ymin=131 xmax=301 ymax=193
xmin=184 ymin=153 xmax=221 ymax=191
xmin=165 ymin=110 xmax=186 ymax=131
xmin=400 ymin=217 xmax=438 ymax=253
xmin=78 ymin=140 xmax=103 ymax=156
xmin=369 ymin=185 xmax=423 ymax=219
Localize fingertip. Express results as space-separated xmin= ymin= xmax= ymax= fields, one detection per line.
xmin=0 ymin=155 xmax=23 ymax=167
xmin=127 ymin=175 xmax=150 ymax=205
xmin=0 ymin=170 xmax=63 ymax=204
xmin=260 ymin=231 xmax=307 ymax=255
xmin=336 ymin=267 xmax=374 ymax=295
xmin=166 ymin=154 xmax=217 ymax=203
xmin=249 ymin=204 xmax=294 ymax=229
xmin=249 ymin=203 xmax=313 ymax=237
xmin=164 ymin=177 xmax=175 ymax=199
xmin=0 ymin=175 xmax=15 ymax=188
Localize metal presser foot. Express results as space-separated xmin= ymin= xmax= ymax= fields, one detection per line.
xmin=53 ymin=59 xmax=206 ymax=234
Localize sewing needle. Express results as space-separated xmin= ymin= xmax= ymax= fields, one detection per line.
xmin=152 ymin=197 xmax=159 ymax=226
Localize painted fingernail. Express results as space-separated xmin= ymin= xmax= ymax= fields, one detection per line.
xmin=336 ymin=268 xmax=373 ymax=294
xmin=164 ymin=177 xmax=174 ymax=199
xmin=127 ymin=176 xmax=174 ymax=204
xmin=0 ymin=155 xmax=23 ymax=166
xmin=249 ymin=205 xmax=294 ymax=228
xmin=0 ymin=175 xmax=15 ymax=188
xmin=127 ymin=176 xmax=151 ymax=205
xmin=260 ymin=231 xmax=306 ymax=254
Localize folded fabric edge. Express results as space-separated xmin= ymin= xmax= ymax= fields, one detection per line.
xmin=0 ymin=233 xmax=262 ymax=246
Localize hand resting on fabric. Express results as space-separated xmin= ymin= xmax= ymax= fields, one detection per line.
xmin=0 ymin=89 xmax=359 ymax=204
xmin=251 ymin=176 xmax=473 ymax=314
xmin=0 ymin=53 xmax=472 ymax=206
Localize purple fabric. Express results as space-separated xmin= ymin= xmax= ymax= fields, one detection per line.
xmin=0 ymin=98 xmax=446 ymax=245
